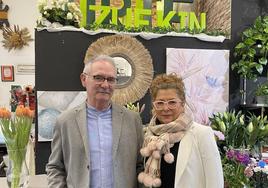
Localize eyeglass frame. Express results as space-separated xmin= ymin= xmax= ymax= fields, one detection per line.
xmin=152 ymin=99 xmax=183 ymax=110
xmin=83 ymin=73 xmax=117 ymax=84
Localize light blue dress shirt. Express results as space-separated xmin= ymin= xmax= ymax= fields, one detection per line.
xmin=87 ymin=105 xmax=114 ymax=188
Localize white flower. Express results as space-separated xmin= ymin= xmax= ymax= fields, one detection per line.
xmin=67 ymin=13 xmax=73 ymax=20
xmin=61 ymin=5 xmax=66 ymax=11
xmin=262 ymin=166 xmax=268 ymax=174
xmin=254 ymin=166 xmax=261 ymax=172
xmin=37 ymin=0 xmax=47 ymax=11
xmin=43 ymin=6 xmax=49 ymax=11
xmin=37 ymin=0 xmax=82 ymax=28
xmin=74 ymin=14 xmax=79 ymax=21
xmin=67 ymin=2 xmax=79 ymax=13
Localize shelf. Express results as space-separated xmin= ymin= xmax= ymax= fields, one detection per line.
xmin=240 ymin=103 xmax=268 ymax=109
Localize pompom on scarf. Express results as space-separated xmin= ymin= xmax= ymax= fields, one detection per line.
xmin=138 ymin=113 xmax=193 ymax=187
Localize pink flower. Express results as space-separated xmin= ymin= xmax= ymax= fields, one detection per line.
xmin=213 ymin=130 xmax=225 ymax=140
xmin=244 ymin=166 xmax=254 ymax=177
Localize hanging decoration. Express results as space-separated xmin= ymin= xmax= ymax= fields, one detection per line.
xmin=0 ymin=0 xmax=9 ymax=28
xmin=2 ymin=25 xmax=33 ymax=51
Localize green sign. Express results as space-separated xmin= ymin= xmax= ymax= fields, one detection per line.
xmin=80 ymin=0 xmax=206 ymax=30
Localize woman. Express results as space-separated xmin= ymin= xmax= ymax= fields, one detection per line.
xmin=138 ymin=73 xmax=223 ymax=188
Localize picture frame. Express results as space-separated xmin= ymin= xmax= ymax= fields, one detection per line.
xmin=16 ymin=64 xmax=35 ymax=75
xmin=1 ymin=65 xmax=14 ymax=81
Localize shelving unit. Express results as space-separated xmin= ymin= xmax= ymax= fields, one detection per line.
xmin=240 ymin=103 xmax=268 ymax=117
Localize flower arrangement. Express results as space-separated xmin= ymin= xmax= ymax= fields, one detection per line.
xmin=10 ymin=85 xmax=35 ymax=112
xmin=223 ymin=148 xmax=251 ymax=187
xmin=247 ymin=113 xmax=268 ymax=156
xmin=245 ymin=159 xmax=268 ymax=187
xmin=0 ymin=105 xmax=34 ymax=188
xmin=37 ymin=0 xmax=82 ymax=28
xmin=209 ymin=110 xmax=268 ymax=187
xmin=209 ymin=110 xmax=247 ymax=148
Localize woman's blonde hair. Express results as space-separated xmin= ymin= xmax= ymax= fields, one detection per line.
xmin=150 ymin=73 xmax=185 ymax=103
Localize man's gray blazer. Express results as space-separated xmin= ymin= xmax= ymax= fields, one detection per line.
xmin=46 ymin=102 xmax=144 ymax=188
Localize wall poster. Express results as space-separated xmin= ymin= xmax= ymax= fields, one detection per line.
xmin=166 ymin=48 xmax=229 ymax=125
xmin=37 ymin=91 xmax=86 ymax=141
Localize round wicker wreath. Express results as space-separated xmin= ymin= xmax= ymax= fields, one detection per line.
xmin=84 ymin=34 xmax=154 ymax=105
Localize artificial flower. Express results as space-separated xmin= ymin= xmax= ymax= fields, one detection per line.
xmin=37 ymin=0 xmax=82 ymax=28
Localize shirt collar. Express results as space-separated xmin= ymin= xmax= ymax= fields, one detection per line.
xmin=86 ymin=101 xmax=111 ymax=113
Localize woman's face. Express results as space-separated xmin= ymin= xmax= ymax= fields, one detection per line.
xmin=153 ymin=89 xmax=184 ymax=124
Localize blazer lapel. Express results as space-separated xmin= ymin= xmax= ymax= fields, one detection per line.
xmin=111 ymin=103 xmax=124 ymax=160
xmin=175 ymin=130 xmax=194 ymax=184
xmin=75 ymin=103 xmax=90 ymax=162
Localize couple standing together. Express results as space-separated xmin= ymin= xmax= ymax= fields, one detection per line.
xmin=46 ymin=55 xmax=223 ymax=188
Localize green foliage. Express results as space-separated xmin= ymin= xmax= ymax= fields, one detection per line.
xmin=255 ymin=82 xmax=268 ymax=96
xmin=125 ymin=102 xmax=145 ymax=114
xmin=37 ymin=0 xmax=82 ymax=28
xmin=0 ymin=107 xmax=33 ymax=188
xmin=210 ymin=110 xmax=268 ymax=150
xmin=209 ymin=111 xmax=248 ymax=148
xmin=210 ymin=110 xmax=268 ymax=187
xmin=222 ymin=157 xmax=249 ymax=188
xmin=247 ymin=113 xmax=268 ymax=148
xmin=231 ymin=16 xmax=268 ymax=80
xmin=85 ymin=23 xmax=229 ymax=37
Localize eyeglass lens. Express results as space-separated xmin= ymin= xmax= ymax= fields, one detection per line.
xmin=93 ymin=75 xmax=117 ymax=84
xmin=153 ymin=99 xmax=181 ymax=110
xmin=83 ymin=73 xmax=117 ymax=84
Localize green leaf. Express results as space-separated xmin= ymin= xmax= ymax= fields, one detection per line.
xmin=259 ymin=57 xmax=268 ymax=65
xmin=235 ymin=42 xmax=246 ymax=49
xmin=255 ymin=64 xmax=263 ymax=74
xmin=244 ymin=38 xmax=255 ymax=46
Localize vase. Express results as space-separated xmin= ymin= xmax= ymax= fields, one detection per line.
xmin=6 ymin=148 xmax=29 ymax=188
xmin=241 ymin=77 xmax=247 ymax=105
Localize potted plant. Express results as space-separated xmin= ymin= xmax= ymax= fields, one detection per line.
xmin=231 ymin=16 xmax=268 ymax=81
xmin=231 ymin=16 xmax=268 ymax=104
xmin=255 ymin=82 xmax=268 ymax=104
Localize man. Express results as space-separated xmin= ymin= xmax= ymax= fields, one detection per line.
xmin=46 ymin=55 xmax=144 ymax=188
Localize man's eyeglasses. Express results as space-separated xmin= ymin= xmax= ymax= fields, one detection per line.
xmin=83 ymin=73 xmax=117 ymax=84
xmin=153 ymin=99 xmax=182 ymax=110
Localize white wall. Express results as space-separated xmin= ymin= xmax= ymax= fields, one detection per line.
xmin=0 ymin=0 xmax=39 ymax=109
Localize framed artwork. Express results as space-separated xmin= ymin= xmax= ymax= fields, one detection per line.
xmin=1 ymin=65 xmax=14 ymax=81
xmin=37 ymin=91 xmax=86 ymax=141
xmin=166 ymin=48 xmax=229 ymax=125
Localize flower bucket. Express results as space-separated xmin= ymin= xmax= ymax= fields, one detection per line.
xmin=6 ymin=148 xmax=29 ymax=188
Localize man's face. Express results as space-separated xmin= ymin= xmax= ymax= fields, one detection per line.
xmin=81 ymin=60 xmax=116 ymax=109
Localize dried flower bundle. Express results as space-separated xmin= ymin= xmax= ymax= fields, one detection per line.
xmin=2 ymin=25 xmax=33 ymax=51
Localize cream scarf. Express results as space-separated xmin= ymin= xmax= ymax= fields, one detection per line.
xmin=138 ymin=113 xmax=193 ymax=187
